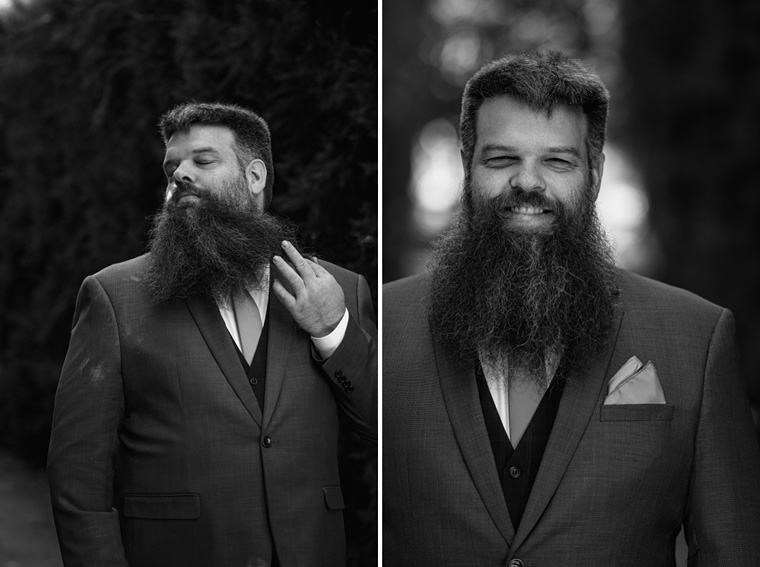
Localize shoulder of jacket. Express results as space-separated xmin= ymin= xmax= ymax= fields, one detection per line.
xmin=315 ymin=258 xmax=358 ymax=280
xmin=617 ymin=268 xmax=726 ymax=319
xmin=90 ymin=253 xmax=151 ymax=288
xmin=383 ymin=272 xmax=428 ymax=305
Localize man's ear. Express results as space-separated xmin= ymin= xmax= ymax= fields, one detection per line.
xmin=590 ymin=152 xmax=605 ymax=202
xmin=245 ymin=159 xmax=267 ymax=206
xmin=460 ymin=147 xmax=469 ymax=179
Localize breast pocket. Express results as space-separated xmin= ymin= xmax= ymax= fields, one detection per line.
xmin=600 ymin=403 xmax=675 ymax=422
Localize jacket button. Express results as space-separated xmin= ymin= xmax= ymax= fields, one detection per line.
xmin=262 ymin=436 xmax=272 ymax=448
xmin=508 ymin=559 xmax=523 ymax=567
xmin=334 ymin=370 xmax=344 ymax=379
xmin=508 ymin=466 xmax=522 ymax=479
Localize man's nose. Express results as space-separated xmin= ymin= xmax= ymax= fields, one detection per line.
xmin=172 ymin=164 xmax=195 ymax=185
xmin=509 ymin=161 xmax=545 ymax=192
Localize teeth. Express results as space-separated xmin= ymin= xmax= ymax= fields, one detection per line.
xmin=511 ymin=206 xmax=544 ymax=215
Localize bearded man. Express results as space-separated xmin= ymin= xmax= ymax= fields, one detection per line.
xmin=383 ymin=51 xmax=760 ymax=566
xmin=48 ymin=102 xmax=376 ymax=567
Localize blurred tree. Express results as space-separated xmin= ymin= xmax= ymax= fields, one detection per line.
xmin=0 ymin=0 xmax=377 ymax=564
xmin=619 ymin=0 xmax=760 ymax=418
xmin=383 ymin=0 xmax=593 ymax=282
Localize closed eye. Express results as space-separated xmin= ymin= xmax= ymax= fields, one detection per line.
xmin=484 ymin=156 xmax=517 ymax=167
xmin=545 ymin=158 xmax=577 ymax=170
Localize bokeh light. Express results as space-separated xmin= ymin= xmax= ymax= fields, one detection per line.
xmin=410 ymin=118 xmax=463 ymax=236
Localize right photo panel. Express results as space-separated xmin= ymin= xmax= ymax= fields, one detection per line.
xmin=382 ymin=1 xmax=760 ymax=565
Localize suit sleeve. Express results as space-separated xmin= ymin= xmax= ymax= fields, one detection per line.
xmin=684 ymin=308 xmax=760 ymax=565
xmin=321 ymin=273 xmax=377 ymax=443
xmin=47 ymin=275 xmax=128 ymax=566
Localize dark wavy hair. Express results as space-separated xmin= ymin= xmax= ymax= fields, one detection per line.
xmin=460 ymin=50 xmax=609 ymax=202
xmin=159 ymin=102 xmax=275 ymax=209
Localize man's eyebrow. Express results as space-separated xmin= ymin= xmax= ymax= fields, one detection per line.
xmin=479 ymin=143 xmax=519 ymax=154
xmin=546 ymin=146 xmax=582 ymax=159
xmin=162 ymin=147 xmax=222 ymax=168
xmin=478 ymin=144 xmax=583 ymax=159
xmin=190 ymin=147 xmax=222 ymax=156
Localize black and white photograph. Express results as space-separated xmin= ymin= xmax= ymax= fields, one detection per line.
xmin=0 ymin=1 xmax=376 ymax=566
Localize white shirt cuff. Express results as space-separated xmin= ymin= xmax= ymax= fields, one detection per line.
xmin=311 ymin=308 xmax=349 ymax=359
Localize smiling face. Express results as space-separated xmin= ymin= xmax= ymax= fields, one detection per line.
xmin=162 ymin=124 xmax=265 ymax=211
xmin=468 ymin=96 xmax=603 ymax=232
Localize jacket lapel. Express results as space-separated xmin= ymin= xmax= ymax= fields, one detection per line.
xmin=262 ymin=290 xmax=299 ymax=427
xmin=185 ymin=296 xmax=263 ymax=426
xmin=435 ymin=340 xmax=516 ymax=546
xmin=511 ymin=307 xmax=625 ymax=550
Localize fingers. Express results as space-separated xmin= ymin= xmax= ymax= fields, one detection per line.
xmin=309 ymin=260 xmax=330 ymax=278
xmin=271 ymin=243 xmax=347 ymax=336
xmin=273 ymin=240 xmax=324 ymax=295
xmin=272 ymin=255 xmax=306 ymax=295
xmin=279 ymin=241 xmax=315 ymax=281
xmin=271 ymin=277 xmax=296 ymax=310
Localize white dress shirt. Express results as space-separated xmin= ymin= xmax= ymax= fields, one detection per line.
xmin=480 ymin=349 xmax=560 ymax=440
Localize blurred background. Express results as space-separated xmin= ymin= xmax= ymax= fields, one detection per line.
xmin=384 ymin=0 xmax=759 ymax=422
xmin=0 ymin=0 xmax=376 ymax=565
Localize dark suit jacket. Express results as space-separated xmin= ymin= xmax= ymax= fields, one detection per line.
xmin=383 ymin=270 xmax=760 ymax=566
xmin=48 ymin=254 xmax=376 ymax=567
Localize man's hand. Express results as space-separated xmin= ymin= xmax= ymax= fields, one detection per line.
xmin=272 ymin=240 xmax=346 ymax=337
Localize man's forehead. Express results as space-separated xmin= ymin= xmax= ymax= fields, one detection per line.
xmin=474 ymin=95 xmax=587 ymax=149
xmin=165 ymin=123 xmax=237 ymax=154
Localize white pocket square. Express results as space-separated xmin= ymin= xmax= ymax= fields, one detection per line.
xmin=604 ymin=356 xmax=666 ymax=405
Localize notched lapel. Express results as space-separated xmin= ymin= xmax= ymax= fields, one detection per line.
xmin=262 ymin=293 xmax=298 ymax=427
xmin=512 ymin=307 xmax=625 ymax=550
xmin=185 ymin=296 xmax=263 ymax=426
xmin=435 ymin=341 xmax=516 ymax=546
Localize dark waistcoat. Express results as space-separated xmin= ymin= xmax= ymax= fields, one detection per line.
xmin=233 ymin=307 xmax=279 ymax=567
xmin=234 ymin=305 xmax=270 ymax=410
xmin=476 ymin=365 xmax=563 ymax=529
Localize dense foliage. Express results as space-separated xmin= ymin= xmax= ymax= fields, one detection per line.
xmin=0 ymin=0 xmax=377 ymax=564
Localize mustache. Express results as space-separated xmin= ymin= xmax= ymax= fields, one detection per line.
xmin=492 ymin=189 xmax=557 ymax=213
xmin=170 ymin=180 xmax=207 ymax=202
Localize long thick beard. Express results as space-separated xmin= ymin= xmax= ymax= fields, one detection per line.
xmin=145 ymin=189 xmax=297 ymax=306
xmin=427 ymin=187 xmax=619 ymax=383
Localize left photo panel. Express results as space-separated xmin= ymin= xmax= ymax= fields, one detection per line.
xmin=0 ymin=1 xmax=377 ymax=566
